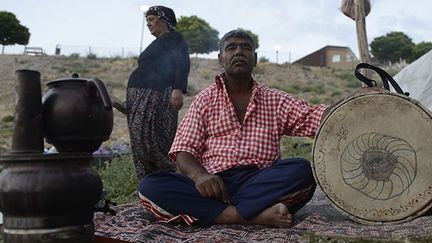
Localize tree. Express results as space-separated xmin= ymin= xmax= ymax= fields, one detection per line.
xmin=370 ymin=31 xmax=414 ymax=64
xmin=409 ymin=41 xmax=432 ymax=62
xmin=176 ymin=15 xmax=219 ymax=55
xmin=236 ymin=28 xmax=259 ymax=50
xmin=0 ymin=11 xmax=30 ymax=54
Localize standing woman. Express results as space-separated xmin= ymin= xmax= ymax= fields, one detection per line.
xmin=126 ymin=6 xmax=190 ymax=180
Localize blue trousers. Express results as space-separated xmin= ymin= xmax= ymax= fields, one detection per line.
xmin=139 ymin=158 xmax=316 ymax=225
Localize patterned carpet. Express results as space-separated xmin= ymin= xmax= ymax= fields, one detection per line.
xmin=94 ymin=188 xmax=432 ymax=242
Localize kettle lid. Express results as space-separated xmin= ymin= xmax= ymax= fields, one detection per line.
xmin=47 ymin=73 xmax=88 ymax=85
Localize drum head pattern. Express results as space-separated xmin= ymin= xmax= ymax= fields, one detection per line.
xmin=313 ymin=92 xmax=432 ymax=224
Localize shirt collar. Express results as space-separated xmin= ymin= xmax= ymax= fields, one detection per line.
xmin=215 ymin=73 xmax=261 ymax=100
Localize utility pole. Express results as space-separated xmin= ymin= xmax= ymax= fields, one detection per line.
xmin=341 ymin=0 xmax=372 ymax=80
xmin=354 ymin=1 xmax=371 ymax=63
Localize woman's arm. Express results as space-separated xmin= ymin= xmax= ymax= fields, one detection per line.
xmin=110 ymin=94 xmax=127 ymax=115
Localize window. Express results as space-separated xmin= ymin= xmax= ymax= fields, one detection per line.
xmin=332 ymin=54 xmax=341 ymax=63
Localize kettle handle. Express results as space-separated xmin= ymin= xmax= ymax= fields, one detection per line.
xmin=88 ymin=78 xmax=113 ymax=110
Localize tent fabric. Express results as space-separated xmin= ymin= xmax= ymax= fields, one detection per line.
xmin=393 ymin=50 xmax=432 ymax=111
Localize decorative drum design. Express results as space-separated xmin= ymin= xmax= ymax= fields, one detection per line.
xmin=312 ymin=63 xmax=432 ymax=224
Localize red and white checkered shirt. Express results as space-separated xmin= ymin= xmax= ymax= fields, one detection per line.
xmin=169 ymin=74 xmax=328 ymax=174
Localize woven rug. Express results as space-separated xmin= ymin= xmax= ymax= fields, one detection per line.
xmin=94 ymin=188 xmax=432 ymax=242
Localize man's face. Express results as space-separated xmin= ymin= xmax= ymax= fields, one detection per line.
xmin=218 ymin=37 xmax=256 ymax=77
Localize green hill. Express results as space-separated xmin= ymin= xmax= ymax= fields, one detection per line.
xmin=0 ymin=54 xmax=362 ymax=152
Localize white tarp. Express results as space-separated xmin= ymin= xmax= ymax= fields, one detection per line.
xmin=393 ymin=50 xmax=432 ymax=111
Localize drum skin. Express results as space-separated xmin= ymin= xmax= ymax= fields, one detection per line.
xmin=312 ymin=91 xmax=432 ymax=224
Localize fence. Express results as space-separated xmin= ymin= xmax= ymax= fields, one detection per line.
xmin=3 ymin=44 xmax=142 ymax=58
xmin=3 ymin=44 xmax=299 ymax=63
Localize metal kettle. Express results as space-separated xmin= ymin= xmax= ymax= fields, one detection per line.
xmin=42 ymin=73 xmax=113 ymax=152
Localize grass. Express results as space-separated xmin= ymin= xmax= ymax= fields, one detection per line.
xmin=334 ymin=70 xmax=363 ymax=89
xmin=51 ymin=60 xmax=101 ymax=75
xmin=95 ymin=153 xmax=138 ymax=204
xmin=281 ymin=136 xmax=313 ymax=161
xmin=0 ymin=117 xmax=13 ymax=152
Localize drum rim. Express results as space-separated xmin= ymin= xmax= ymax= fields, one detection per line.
xmin=312 ymin=91 xmax=432 ymax=224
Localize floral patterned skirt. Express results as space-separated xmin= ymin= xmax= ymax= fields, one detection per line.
xmin=126 ymin=87 xmax=177 ymax=180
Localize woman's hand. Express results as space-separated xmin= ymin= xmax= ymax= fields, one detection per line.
xmin=110 ymin=93 xmax=127 ymax=115
xmin=170 ymin=89 xmax=183 ymax=111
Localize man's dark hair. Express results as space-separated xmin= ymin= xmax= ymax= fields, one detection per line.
xmin=219 ymin=29 xmax=256 ymax=53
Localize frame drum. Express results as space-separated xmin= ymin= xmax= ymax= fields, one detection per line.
xmin=312 ymin=65 xmax=432 ymax=224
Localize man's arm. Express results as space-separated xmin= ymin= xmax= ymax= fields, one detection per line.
xmin=176 ymin=151 xmax=229 ymax=203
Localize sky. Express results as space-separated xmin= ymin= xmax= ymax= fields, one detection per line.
xmin=2 ymin=0 xmax=431 ymax=63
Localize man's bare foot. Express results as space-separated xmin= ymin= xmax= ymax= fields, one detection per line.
xmin=250 ymin=203 xmax=292 ymax=228
xmin=212 ymin=203 xmax=293 ymax=227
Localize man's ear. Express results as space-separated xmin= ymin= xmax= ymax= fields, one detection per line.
xmin=254 ymin=52 xmax=257 ymax=67
xmin=218 ymin=53 xmax=223 ymax=67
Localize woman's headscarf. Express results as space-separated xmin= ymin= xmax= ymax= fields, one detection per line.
xmin=146 ymin=6 xmax=177 ymax=31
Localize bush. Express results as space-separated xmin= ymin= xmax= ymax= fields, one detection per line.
xmin=87 ymin=53 xmax=98 ymax=59
xmin=280 ymin=137 xmax=313 ymax=161
xmin=69 ymin=53 xmax=80 ymax=59
xmin=259 ymin=56 xmax=269 ymax=63
xmin=334 ymin=70 xmax=362 ymax=88
xmin=275 ymin=84 xmax=301 ymax=94
xmin=331 ymin=90 xmax=342 ymax=97
xmin=309 ymin=97 xmax=321 ymax=104
xmin=1 ymin=115 xmax=14 ymax=123
xmin=96 ymin=153 xmax=138 ymax=204
xmin=309 ymin=84 xmax=325 ymax=95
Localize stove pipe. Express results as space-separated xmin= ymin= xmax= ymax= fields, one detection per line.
xmin=11 ymin=69 xmax=44 ymax=153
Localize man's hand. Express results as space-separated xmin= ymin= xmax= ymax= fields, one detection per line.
xmin=193 ymin=173 xmax=230 ymax=203
xmin=170 ymin=89 xmax=184 ymax=111
xmin=176 ymin=151 xmax=230 ymax=204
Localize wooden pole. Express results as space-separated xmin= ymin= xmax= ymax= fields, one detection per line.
xmin=354 ymin=0 xmax=373 ymax=79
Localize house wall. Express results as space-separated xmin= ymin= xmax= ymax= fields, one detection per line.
xmin=325 ymin=48 xmax=357 ymax=70
xmin=294 ymin=46 xmax=358 ymax=70
xmin=294 ymin=49 xmax=327 ymax=67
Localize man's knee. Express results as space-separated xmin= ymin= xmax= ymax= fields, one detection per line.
xmin=296 ymin=158 xmax=314 ymax=176
xmin=278 ymin=157 xmax=313 ymax=173
xmin=138 ymin=173 xmax=163 ymax=201
xmin=297 ymin=158 xmax=315 ymax=184
xmin=277 ymin=157 xmax=316 ymax=186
